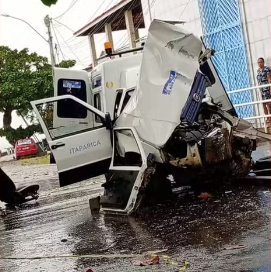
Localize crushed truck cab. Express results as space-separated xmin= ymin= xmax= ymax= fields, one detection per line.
xmin=31 ymin=20 xmax=267 ymax=215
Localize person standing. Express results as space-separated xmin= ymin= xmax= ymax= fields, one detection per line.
xmin=257 ymin=57 xmax=271 ymax=122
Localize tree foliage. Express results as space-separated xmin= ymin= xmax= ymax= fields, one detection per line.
xmin=1 ymin=126 xmax=41 ymax=147
xmin=41 ymin=0 xmax=58 ymax=6
xmin=0 ymin=46 xmax=75 ymax=145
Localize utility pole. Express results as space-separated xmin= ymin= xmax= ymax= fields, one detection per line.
xmin=44 ymin=15 xmax=56 ymax=66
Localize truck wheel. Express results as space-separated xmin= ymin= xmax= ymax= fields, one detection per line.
xmin=50 ymin=153 xmax=56 ymax=164
xmin=144 ymin=164 xmax=172 ymax=205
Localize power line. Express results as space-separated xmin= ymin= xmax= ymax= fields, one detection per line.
xmin=91 ymin=0 xmax=139 ymax=49
xmin=75 ymin=0 xmax=136 ymax=46
xmin=60 ymin=37 xmax=88 ymax=49
xmin=53 ymin=19 xmax=75 ymax=32
xmin=116 ymin=0 xmax=156 ymax=49
xmin=117 ymin=0 xmax=156 ymax=48
xmin=52 ymin=0 xmax=146 ymax=65
xmin=179 ymin=0 xmax=191 ymax=19
xmin=54 ymin=0 xmax=115 ymax=46
xmin=78 ymin=0 xmax=149 ymax=62
xmin=54 ymin=26 xmax=85 ymax=66
xmin=54 ymin=0 xmax=80 ymax=20
xmin=59 ymin=35 xmax=78 ymax=44
xmin=58 ymin=32 xmax=105 ymax=54
xmin=55 ymin=43 xmax=60 ymax=63
xmin=55 ymin=0 xmax=133 ymax=52
xmin=85 ymin=0 xmax=134 ymax=39
xmin=52 ymin=23 xmax=66 ymax=61
xmin=56 ymin=0 xmax=134 ymax=55
xmin=85 ymin=0 xmax=108 ymax=24
xmin=46 ymin=1 xmax=133 ymax=67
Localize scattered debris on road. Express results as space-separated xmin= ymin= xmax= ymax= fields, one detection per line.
xmin=198 ymin=192 xmax=212 ymax=199
xmin=179 ymin=260 xmax=190 ymax=271
xmin=131 ymin=255 xmax=160 ymax=266
xmin=223 ymin=245 xmax=246 ymax=250
xmin=131 ymin=253 xmax=191 ymax=271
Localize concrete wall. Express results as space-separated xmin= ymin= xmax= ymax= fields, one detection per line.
xmin=241 ymin=0 xmax=271 ymax=86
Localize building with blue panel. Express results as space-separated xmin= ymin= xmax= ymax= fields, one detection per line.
xmin=140 ymin=0 xmax=271 ymax=118
xmin=198 ymin=0 xmax=253 ymax=117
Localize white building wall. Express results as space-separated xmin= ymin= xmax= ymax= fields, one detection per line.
xmin=141 ymin=0 xmax=202 ymax=37
xmin=242 ymin=0 xmax=271 ymax=85
xmin=141 ymin=0 xmax=271 ymax=85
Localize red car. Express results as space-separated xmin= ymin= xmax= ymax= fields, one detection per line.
xmin=15 ymin=138 xmax=38 ymax=160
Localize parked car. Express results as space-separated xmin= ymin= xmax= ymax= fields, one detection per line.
xmin=15 ymin=138 xmax=38 ymax=160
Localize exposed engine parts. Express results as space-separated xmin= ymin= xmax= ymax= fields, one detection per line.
xmin=164 ymin=99 xmax=256 ymax=180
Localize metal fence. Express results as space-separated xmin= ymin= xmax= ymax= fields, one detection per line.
xmin=229 ymin=83 xmax=271 ymax=133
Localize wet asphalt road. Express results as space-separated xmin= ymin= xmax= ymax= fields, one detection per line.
xmin=0 ymin=150 xmax=270 ymax=272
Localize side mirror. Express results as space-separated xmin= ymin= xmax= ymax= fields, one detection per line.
xmin=105 ymin=112 xmax=113 ymax=130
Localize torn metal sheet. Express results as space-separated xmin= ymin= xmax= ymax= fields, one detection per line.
xmin=235 ymin=119 xmax=271 ymax=141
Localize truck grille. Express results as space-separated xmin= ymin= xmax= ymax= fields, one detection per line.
xmin=181 ymin=71 xmax=207 ymax=124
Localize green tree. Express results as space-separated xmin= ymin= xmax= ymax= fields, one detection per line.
xmin=0 ymin=46 xmax=75 ymax=145
xmin=41 ymin=0 xmax=58 ymax=6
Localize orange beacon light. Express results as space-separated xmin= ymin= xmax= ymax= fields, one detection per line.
xmin=104 ymin=41 xmax=112 ymax=55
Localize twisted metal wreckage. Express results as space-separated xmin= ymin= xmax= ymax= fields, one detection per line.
xmin=1 ymin=20 xmax=270 ymax=215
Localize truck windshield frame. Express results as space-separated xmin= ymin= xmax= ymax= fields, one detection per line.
xmin=199 ymin=51 xmax=216 ymax=85
xmin=35 ymin=98 xmax=105 ymax=141
xmin=113 ymin=89 xmax=124 ymax=120
xmin=94 ymin=93 xmax=102 ymax=123
xmin=120 ymin=89 xmax=134 ymax=113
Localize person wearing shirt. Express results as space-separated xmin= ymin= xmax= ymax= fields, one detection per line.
xmin=257 ymin=57 xmax=271 ymax=122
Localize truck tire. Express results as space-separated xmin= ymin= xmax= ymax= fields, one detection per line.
xmin=50 ymin=153 xmax=56 ymax=164
xmin=144 ymin=164 xmax=172 ymax=204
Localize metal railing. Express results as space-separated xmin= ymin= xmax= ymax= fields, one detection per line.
xmin=229 ymin=83 xmax=271 ymax=133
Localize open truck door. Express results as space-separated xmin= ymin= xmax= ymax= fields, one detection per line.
xmin=89 ymin=127 xmax=149 ymax=215
xmin=31 ymin=95 xmax=112 ymax=187
xmin=32 ymin=95 xmax=150 ymax=215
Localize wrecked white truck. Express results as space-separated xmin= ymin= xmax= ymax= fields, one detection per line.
xmin=30 ymin=20 xmax=270 ymax=215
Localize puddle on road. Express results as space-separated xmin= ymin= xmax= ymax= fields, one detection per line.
xmin=0 ymin=163 xmax=270 ymax=272
xmin=63 ymin=185 xmax=270 ymax=271
xmin=252 ymin=141 xmax=271 ymax=161
xmin=242 ymin=264 xmax=271 ymax=272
